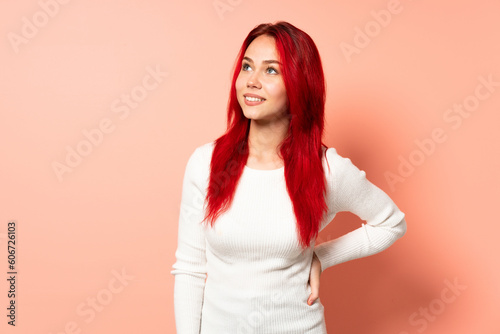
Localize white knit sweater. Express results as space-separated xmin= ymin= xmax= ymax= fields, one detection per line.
xmin=171 ymin=141 xmax=407 ymax=334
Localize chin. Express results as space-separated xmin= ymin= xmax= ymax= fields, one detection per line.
xmin=241 ymin=108 xmax=257 ymax=119
xmin=242 ymin=112 xmax=255 ymax=120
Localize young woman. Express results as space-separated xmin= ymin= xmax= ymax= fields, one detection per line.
xmin=171 ymin=21 xmax=407 ymax=334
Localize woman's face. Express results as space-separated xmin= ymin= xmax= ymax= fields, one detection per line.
xmin=235 ymin=35 xmax=288 ymax=123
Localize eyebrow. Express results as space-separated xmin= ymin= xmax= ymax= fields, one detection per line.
xmin=243 ymin=56 xmax=281 ymax=65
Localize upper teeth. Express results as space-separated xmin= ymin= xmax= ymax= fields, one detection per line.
xmin=245 ymin=96 xmax=265 ymax=102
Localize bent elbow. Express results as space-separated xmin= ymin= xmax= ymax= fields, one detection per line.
xmin=395 ymin=216 xmax=407 ymax=239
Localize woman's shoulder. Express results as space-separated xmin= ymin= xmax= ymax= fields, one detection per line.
xmin=321 ymin=145 xmax=378 ymax=215
xmin=183 ymin=141 xmax=215 ymax=180
xmin=192 ymin=141 xmax=358 ymax=173
xmin=322 ymin=145 xmax=366 ymax=182
xmin=193 ymin=140 xmax=215 ymax=160
xmin=186 ymin=140 xmax=215 ymax=162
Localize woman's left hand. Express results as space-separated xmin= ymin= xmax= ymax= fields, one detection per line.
xmin=308 ymin=251 xmax=323 ymax=306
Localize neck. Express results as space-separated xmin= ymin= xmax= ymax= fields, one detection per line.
xmin=247 ymin=116 xmax=290 ymax=161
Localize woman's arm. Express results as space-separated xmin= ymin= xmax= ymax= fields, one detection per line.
xmin=171 ymin=147 xmax=208 ymax=334
xmin=313 ymin=148 xmax=407 ymax=272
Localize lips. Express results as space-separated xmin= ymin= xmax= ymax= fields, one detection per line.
xmin=244 ymin=93 xmax=266 ymax=102
xmin=243 ymin=94 xmax=266 ymax=106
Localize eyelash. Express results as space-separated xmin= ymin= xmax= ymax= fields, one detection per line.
xmin=242 ymin=63 xmax=279 ymax=74
xmin=267 ymin=67 xmax=278 ymax=74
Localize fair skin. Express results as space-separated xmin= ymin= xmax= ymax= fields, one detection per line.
xmin=235 ymin=35 xmax=289 ymax=170
xmin=235 ymin=34 xmax=322 ymax=306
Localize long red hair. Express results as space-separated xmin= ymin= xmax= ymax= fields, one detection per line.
xmin=202 ymin=21 xmax=330 ymax=250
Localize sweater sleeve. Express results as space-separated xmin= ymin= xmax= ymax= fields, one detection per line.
xmin=170 ymin=146 xmax=208 ymax=334
xmin=313 ymin=148 xmax=407 ymax=272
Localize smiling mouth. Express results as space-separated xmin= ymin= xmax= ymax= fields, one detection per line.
xmin=244 ymin=96 xmax=266 ymax=102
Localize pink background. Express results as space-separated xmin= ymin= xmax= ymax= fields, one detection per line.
xmin=1 ymin=1 xmax=499 ymax=333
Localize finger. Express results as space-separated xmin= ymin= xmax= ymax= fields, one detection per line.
xmin=307 ymin=271 xmax=320 ymax=305
xmin=307 ymin=291 xmax=318 ymax=305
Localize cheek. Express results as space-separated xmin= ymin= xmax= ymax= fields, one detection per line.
xmin=235 ymin=73 xmax=245 ymax=93
xmin=279 ymin=87 xmax=288 ymax=104
xmin=235 ymin=74 xmax=246 ymax=107
xmin=269 ymin=84 xmax=288 ymax=105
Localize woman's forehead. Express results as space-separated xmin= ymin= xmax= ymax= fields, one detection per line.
xmin=244 ymin=35 xmax=279 ymax=62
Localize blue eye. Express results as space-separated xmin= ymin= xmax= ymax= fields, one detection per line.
xmin=266 ymin=67 xmax=278 ymax=74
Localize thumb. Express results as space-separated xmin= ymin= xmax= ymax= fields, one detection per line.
xmin=308 ymin=269 xmax=321 ymax=306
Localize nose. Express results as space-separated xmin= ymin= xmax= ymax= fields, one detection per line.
xmin=247 ymin=71 xmax=261 ymax=89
